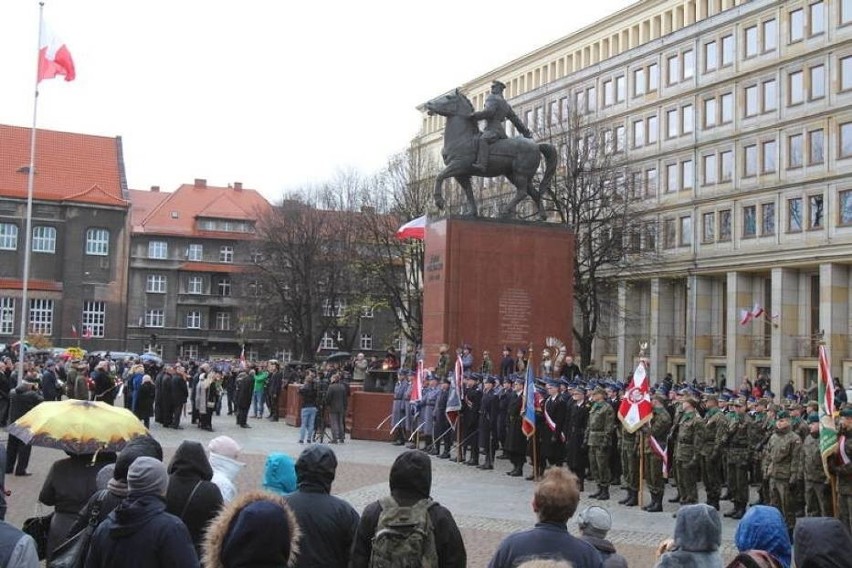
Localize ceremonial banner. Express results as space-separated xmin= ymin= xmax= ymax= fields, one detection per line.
xmin=521 ymin=359 xmax=536 ymax=439
xmin=618 ymin=360 xmax=653 ymax=433
xmin=818 ymin=344 xmax=838 ymax=476
xmin=445 ymin=355 xmax=463 ymax=427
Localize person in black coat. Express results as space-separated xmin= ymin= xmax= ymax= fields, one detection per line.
xmin=499 ymin=346 xmax=515 ymax=378
xmin=91 ymin=361 xmax=116 ymax=405
xmin=504 ymin=377 xmax=528 ymax=477
xmin=283 ymin=445 xmax=359 ymax=566
xmin=461 ymin=375 xmax=482 ymax=465
xmin=541 ymin=380 xmax=568 ymax=470
xmin=477 ymin=377 xmax=499 ymax=470
xmin=266 ymin=362 xmax=283 ymax=421
xmin=41 ymin=362 xmax=60 ymax=401
xmin=6 ymin=380 xmax=42 ymax=476
xmin=168 ymin=368 xmax=189 ymax=429
xmin=153 ymin=367 xmax=172 ymax=426
xmin=350 ymin=450 xmax=466 ymax=568
xmin=165 ymin=440 xmax=223 ymax=559
xmin=326 ymin=373 xmax=348 ymax=443
xmin=565 ymin=386 xmax=591 ymax=491
xmin=234 ymin=371 xmax=253 ymax=428
xmin=134 ymin=374 xmax=155 ymax=428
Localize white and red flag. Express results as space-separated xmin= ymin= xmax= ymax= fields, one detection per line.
xmin=618 ymin=359 xmax=653 ymax=433
xmin=240 ymin=345 xmax=247 ymax=369
xmin=410 ymin=360 xmax=423 ymax=403
xmin=395 ymin=216 xmax=426 ymax=241
xmin=38 ymin=18 xmax=75 ymax=83
xmin=70 ymin=324 xmax=78 ymax=338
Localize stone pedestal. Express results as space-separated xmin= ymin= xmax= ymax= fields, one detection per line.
xmin=422 ymin=217 xmax=574 ymax=369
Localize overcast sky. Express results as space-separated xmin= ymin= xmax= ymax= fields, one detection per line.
xmin=1 ymin=1 xmax=635 ymax=202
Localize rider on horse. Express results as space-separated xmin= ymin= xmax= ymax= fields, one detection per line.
xmin=471 ymin=80 xmax=533 ymax=172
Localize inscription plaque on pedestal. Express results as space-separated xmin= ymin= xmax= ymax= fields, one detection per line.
xmin=422 ymin=217 xmax=574 ymax=369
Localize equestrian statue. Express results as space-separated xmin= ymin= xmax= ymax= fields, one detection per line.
xmin=424 ymin=80 xmax=558 ymax=220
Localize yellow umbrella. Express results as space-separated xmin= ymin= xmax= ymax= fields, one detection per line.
xmin=62 ymin=347 xmax=86 ymax=360
xmin=9 ymin=399 xmax=148 ymax=454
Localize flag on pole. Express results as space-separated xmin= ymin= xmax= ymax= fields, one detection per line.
xmin=410 ymin=360 xmax=423 ymax=403
xmin=521 ymin=356 xmax=537 ymax=438
xmin=38 ymin=18 xmax=76 ymax=82
xmin=70 ymin=324 xmax=77 ymax=338
xmin=240 ymin=345 xmax=247 ymax=369
xmin=818 ymin=343 xmax=839 ymax=476
xmin=395 ymin=215 xmax=426 ymax=241
xmin=739 ymin=309 xmax=753 ymax=326
xmin=618 ymin=360 xmax=653 ymax=433
xmin=750 ymin=303 xmax=765 ymax=319
xmin=648 ymin=434 xmax=670 ymax=478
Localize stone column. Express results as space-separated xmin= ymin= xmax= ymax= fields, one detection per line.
xmin=687 ymin=275 xmax=714 ymax=383
xmin=820 ymin=263 xmax=848 ymax=377
xmin=771 ymin=267 xmax=800 ymax=395
xmin=726 ymin=271 xmax=753 ymax=388
xmin=650 ymin=278 xmax=674 ymax=379
xmin=617 ymin=281 xmax=645 ymax=380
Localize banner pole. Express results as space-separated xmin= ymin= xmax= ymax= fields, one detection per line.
xmin=638 ymin=432 xmax=645 ymax=509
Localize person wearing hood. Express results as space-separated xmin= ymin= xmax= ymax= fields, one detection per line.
xmin=208 ymin=436 xmax=245 ymax=504
xmin=263 ymin=452 xmax=298 ymax=496
xmin=792 ymin=516 xmax=852 ymax=568
xmin=6 ymin=379 xmax=42 ymax=476
xmin=577 ymin=506 xmax=628 ymax=568
xmin=282 ymin=445 xmax=358 ymax=567
xmin=731 ymin=505 xmax=791 ymax=568
xmin=84 ymin=457 xmax=199 ymax=567
xmin=202 ymin=490 xmax=300 ymax=568
xmin=351 ymin=449 xmax=466 ymax=568
xmin=165 ymin=440 xmax=223 ymax=557
xmin=133 ymin=374 xmax=155 ymax=428
xmin=654 ymin=503 xmax=722 ymax=568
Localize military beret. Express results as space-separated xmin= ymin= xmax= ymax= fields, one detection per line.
xmin=704 ymin=394 xmax=719 ymax=403
xmin=807 ymin=413 xmax=819 ymax=424
xmin=776 ymin=410 xmax=790 ymax=419
xmin=652 ymin=393 xmax=667 ymax=404
xmin=731 ymin=398 xmax=746 ymax=407
xmin=841 ymin=407 xmax=852 ymax=418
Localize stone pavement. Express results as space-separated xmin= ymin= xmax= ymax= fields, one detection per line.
xmin=4 ymin=409 xmax=744 ymax=567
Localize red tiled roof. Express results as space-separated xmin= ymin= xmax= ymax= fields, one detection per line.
xmin=0 ymin=124 xmax=128 ymax=207
xmin=0 ymin=278 xmax=63 ymax=292
xmin=129 ymin=189 xmax=169 ymax=231
xmin=178 ymin=262 xmax=248 ymax=274
xmin=130 ymin=182 xmax=271 ymax=236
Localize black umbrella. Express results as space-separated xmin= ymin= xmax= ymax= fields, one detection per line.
xmin=325 ymin=351 xmax=351 ymax=362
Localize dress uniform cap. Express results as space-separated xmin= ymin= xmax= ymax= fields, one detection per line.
xmin=483 ymin=376 xmax=496 ymax=385
xmin=731 ymin=397 xmax=746 ymax=407
xmin=544 ymin=379 xmax=560 ymax=388
xmin=592 ymin=386 xmax=607 ymax=396
xmin=807 ymin=413 xmax=819 ymax=424
xmin=513 ymin=376 xmax=525 ymax=385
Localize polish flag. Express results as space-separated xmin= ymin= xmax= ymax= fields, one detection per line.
xmin=739 ymin=309 xmax=753 ymax=326
xmin=70 ymin=324 xmax=78 ymax=338
xmin=38 ymin=18 xmax=76 ymax=83
xmin=395 ymin=216 xmax=426 ymax=241
xmin=751 ymin=303 xmax=765 ymax=319
xmin=618 ymin=359 xmax=653 ymax=433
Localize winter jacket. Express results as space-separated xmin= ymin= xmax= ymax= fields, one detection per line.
xmin=210 ymin=452 xmax=245 ymax=504
xmin=582 ymin=535 xmax=629 ymax=568
xmin=8 ymin=384 xmax=42 ymax=423
xmin=202 ymin=491 xmax=300 ymax=568
xmin=733 ymin=506 xmax=791 ymax=568
xmin=84 ymin=494 xmax=199 ymax=568
xmin=134 ymin=378 xmax=155 ymax=420
xmin=792 ymin=517 xmax=852 ymax=568
xmin=283 ymin=445 xmax=359 ymax=567
xmin=325 ymin=381 xmax=347 ymax=413
xmin=488 ymin=522 xmax=603 ymax=568
xmin=169 ymin=373 xmax=189 ymax=405
xmin=0 ymin=521 xmax=38 ymax=568
xmin=655 ymin=504 xmax=722 ymax=568
xmin=351 ymin=450 xmax=466 ymax=568
xmin=234 ymin=373 xmax=253 ymax=410
xmin=165 ymin=441 xmax=223 ymax=557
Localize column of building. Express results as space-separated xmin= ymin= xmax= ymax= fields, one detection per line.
xmin=686 ymin=274 xmax=714 ymax=384
xmin=771 ymin=268 xmax=799 ymax=395
xmin=726 ymin=272 xmax=753 ymax=389
xmin=820 ymin=263 xmax=848 ymax=379
xmin=649 ymin=278 xmax=674 ymax=381
xmin=616 ymin=281 xmax=646 ymax=380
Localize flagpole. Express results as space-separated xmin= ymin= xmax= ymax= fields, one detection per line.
xmin=638 ymin=432 xmax=645 ymax=509
xmin=17 ymin=2 xmax=45 ymax=385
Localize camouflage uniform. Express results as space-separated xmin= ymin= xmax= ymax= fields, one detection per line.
xmin=618 ymin=425 xmax=640 ymax=505
xmin=801 ymin=429 xmax=829 ymax=516
xmin=750 ymin=410 xmax=770 ymax=504
xmin=723 ymin=405 xmax=753 ymax=517
xmin=766 ymin=420 xmax=802 ymax=531
xmin=701 ymin=405 xmax=725 ymax=507
xmin=435 ymin=352 xmax=449 ymax=380
xmin=643 ymin=405 xmax=672 ymax=512
xmin=836 ymin=425 xmax=852 ymax=532
xmin=585 ymin=398 xmax=616 ymax=496
xmin=674 ymin=407 xmax=704 ymax=504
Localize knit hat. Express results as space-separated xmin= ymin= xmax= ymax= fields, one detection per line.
xmin=96 ymin=464 xmax=115 ymax=490
xmin=114 ymin=436 xmax=163 ymax=481
xmin=209 ymin=436 xmax=242 ymax=460
xmin=127 ymin=456 xmax=168 ymax=497
xmin=577 ymin=505 xmax=612 ymax=539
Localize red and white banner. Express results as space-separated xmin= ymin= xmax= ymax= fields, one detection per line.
xmin=395 ymin=215 xmax=426 ymax=241
xmin=648 ymin=434 xmax=669 ymax=478
xmin=38 ymin=18 xmax=76 ymax=83
xmin=618 ymin=360 xmax=653 ymax=433
xmin=410 ymin=360 xmax=423 ymax=403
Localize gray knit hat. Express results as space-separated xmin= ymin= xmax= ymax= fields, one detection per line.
xmin=577 ymin=505 xmax=612 ymax=539
xmin=127 ymin=456 xmax=168 ymax=497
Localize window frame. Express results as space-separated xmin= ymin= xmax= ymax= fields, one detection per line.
xmin=32 ymin=226 xmax=56 ymax=254
xmin=146 ymin=274 xmax=167 ymax=294
xmin=82 ymin=300 xmax=105 ymax=338
xmin=148 ymin=240 xmax=167 ymax=259
xmin=85 ymin=228 xmax=109 ymax=256
xmin=0 ymin=223 xmax=18 ymax=251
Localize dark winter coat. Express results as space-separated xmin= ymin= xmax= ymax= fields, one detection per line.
xmin=298 ymin=381 xmax=317 ymax=409
xmin=84 ymin=494 xmax=199 ymax=568
xmin=8 ymin=383 xmax=42 ymax=423
xmin=165 ymin=441 xmax=223 ymax=557
xmin=350 ymin=450 xmax=466 ymax=568
xmin=234 ymin=373 xmax=253 ymax=410
xmin=168 ymin=373 xmax=188 ymax=406
xmin=325 ymin=381 xmax=347 ymax=414
xmin=793 ymin=517 xmax=852 ymax=568
xmin=487 ymin=522 xmax=603 ymax=568
xmin=134 ymin=379 xmax=155 ymax=420
xmin=654 ymin=504 xmax=722 ymax=568
xmin=504 ymin=390 xmax=527 ymax=454
xmin=581 ymin=535 xmax=629 ymax=568
xmin=283 ymin=445 xmax=359 ymax=567
xmin=92 ymin=369 xmax=115 ymax=405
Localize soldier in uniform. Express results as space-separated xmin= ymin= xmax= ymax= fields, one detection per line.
xmin=564 ymin=386 xmax=590 ymax=491
xmin=723 ymin=398 xmax=754 ymax=519
xmin=504 ymin=377 xmax=527 ymax=477
xmin=750 ymin=398 xmax=771 ymax=505
xmin=462 ymin=374 xmax=482 ymax=466
xmin=499 ymin=346 xmax=514 ymax=378
xmin=391 ymin=371 xmax=409 ymax=446
xmin=701 ymin=394 xmax=725 ymax=510
xmin=477 ymin=376 xmax=499 ymax=470
xmin=541 ymin=380 xmax=567 ymax=470
xmin=674 ymin=396 xmax=704 ymax=505
xmin=585 ymin=386 xmax=616 ymax=501
xmin=480 ymin=351 xmax=493 ymax=375
xmin=420 ymin=375 xmax=439 ymax=451
xmin=435 ymin=344 xmax=450 ymax=380
xmin=801 ymin=412 xmax=829 ymax=516
xmin=835 ymin=407 xmax=852 ymax=532
xmin=470 ymin=80 xmax=532 ymax=172
xmin=642 ymin=394 xmax=672 ymax=513
xmin=433 ymin=378 xmax=452 ymax=458
xmin=617 ymin=418 xmax=640 ymax=507
xmin=765 ymin=409 xmax=802 ymax=531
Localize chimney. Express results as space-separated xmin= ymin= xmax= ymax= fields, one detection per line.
xmin=194 ymin=178 xmax=207 ymax=188
xmin=234 ymin=182 xmax=243 ymax=191
xmin=150 ymin=185 xmax=160 ymax=192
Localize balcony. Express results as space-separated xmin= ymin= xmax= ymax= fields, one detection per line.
xmin=750 ymin=336 xmax=770 ymax=358
xmin=177 ymin=293 xmax=240 ymax=307
xmin=794 ymin=335 xmax=820 ymax=358
xmin=710 ymin=334 xmax=727 ymax=357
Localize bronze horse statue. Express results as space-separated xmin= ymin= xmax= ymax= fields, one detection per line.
xmin=424 ymin=89 xmax=557 ymax=219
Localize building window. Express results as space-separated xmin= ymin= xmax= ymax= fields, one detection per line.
xmin=762 ymin=202 xmax=776 ymax=235
xmin=85 ymin=228 xmax=109 ymax=256
xmin=809 ymin=129 xmax=825 ymax=164
xmin=633 ymin=68 xmax=645 ymax=96
xmin=360 ymin=333 xmax=373 ymax=350
xmin=763 ymin=80 xmax=777 ymax=112
xmin=682 ymin=105 xmax=694 ymax=133
xmin=744 ymin=144 xmax=758 ymax=177
xmin=614 ymin=126 xmax=625 ymax=152
xmin=666 ymin=109 xmax=678 ymax=138
xmin=82 ymin=301 xmax=105 ymax=338
xmin=548 ymin=101 xmax=559 ymax=126
xmin=720 ymin=150 xmax=733 ymax=181
xmin=218 ymin=278 xmax=231 ymax=297
xmin=719 ymin=210 xmax=732 ymax=241
xmin=186 ymin=311 xmax=201 ymax=329
xmin=702 ymin=212 xmax=715 ymax=243
xmin=644 ymin=223 xmax=657 ymax=251
xmin=704 ymin=98 xmax=716 ymax=129
xmin=146 ymin=274 xmax=166 ymax=293
xmin=809 ymin=194 xmax=825 ymax=229
xmin=632 ymin=119 xmax=645 ymax=148
xmin=839 ymin=190 xmax=852 ymax=225
xmin=647 ymin=115 xmax=658 ymax=143
xmin=806 ymin=65 xmax=824 ymax=101
xmin=319 ymin=331 xmax=340 ymax=350
xmin=790 ymin=9 xmax=804 ymax=42
xmin=182 ymin=344 xmax=199 ymax=359
xmin=0 ymin=298 xmax=14 ymax=334
xmin=720 ymin=93 xmax=733 ymax=124
xmin=763 ymin=19 xmax=777 ymax=51
xmin=743 ymin=206 xmax=757 ymax=238
xmin=841 ymin=122 xmax=852 ymax=157
xmin=0 ymin=224 xmax=17 ymax=250
xmin=585 ymin=86 xmax=596 ymax=112
xmin=148 ymin=240 xmax=167 ymax=259
xmin=789 ymin=71 xmax=804 ymax=105
xmin=745 ymin=25 xmax=758 ymax=57
xmin=187 ymin=244 xmax=203 ymax=261
xmin=703 ymin=154 xmax=717 ymax=185
xmin=29 ymin=298 xmax=53 ymax=335
xmin=843 ymin=0 xmax=852 ymax=24
xmin=32 ymin=226 xmax=56 ymax=253
xmin=645 ymin=168 xmax=657 ymax=197
xmin=187 ymin=276 xmax=203 ymax=295
xmin=762 ymin=140 xmax=777 ymax=173
xmin=682 ymin=159 xmax=694 ymax=190
xmin=615 ymin=75 xmax=625 ymax=102
xmin=667 ymin=55 xmax=679 ymax=85
xmin=663 ymin=219 xmax=676 ymax=249
xmin=680 ymin=216 xmax=692 ymax=246
xmin=745 ymin=85 xmax=758 ymax=117
xmin=144 ymin=309 xmax=164 ymax=328
xmin=215 ymin=311 xmax=231 ymax=331
xmin=683 ymin=50 xmax=694 ymax=79
xmin=534 ymin=107 xmax=544 ymax=131
xmin=810 ymin=2 xmax=825 ymax=35
xmin=788 ymin=197 xmax=803 ymax=232
xmin=648 ymin=63 xmax=659 ymax=91
xmin=666 ymin=163 xmax=678 ymax=193
xmin=721 ymin=35 xmax=734 ymax=66
xmin=219 ymin=246 xmax=234 ymax=263
xmin=788 ymin=134 xmax=803 ymax=168
xmin=704 ymin=41 xmax=717 ymax=72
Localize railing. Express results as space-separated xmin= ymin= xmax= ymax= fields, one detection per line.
xmin=750 ymin=336 xmax=771 ymax=358
xmin=794 ymin=335 xmax=820 ymax=358
xmin=672 ymin=335 xmax=686 ymax=355
xmin=710 ymin=334 xmax=727 ymax=356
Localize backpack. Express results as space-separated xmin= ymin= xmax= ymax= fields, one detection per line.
xmin=369 ymin=496 xmax=440 ymax=568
